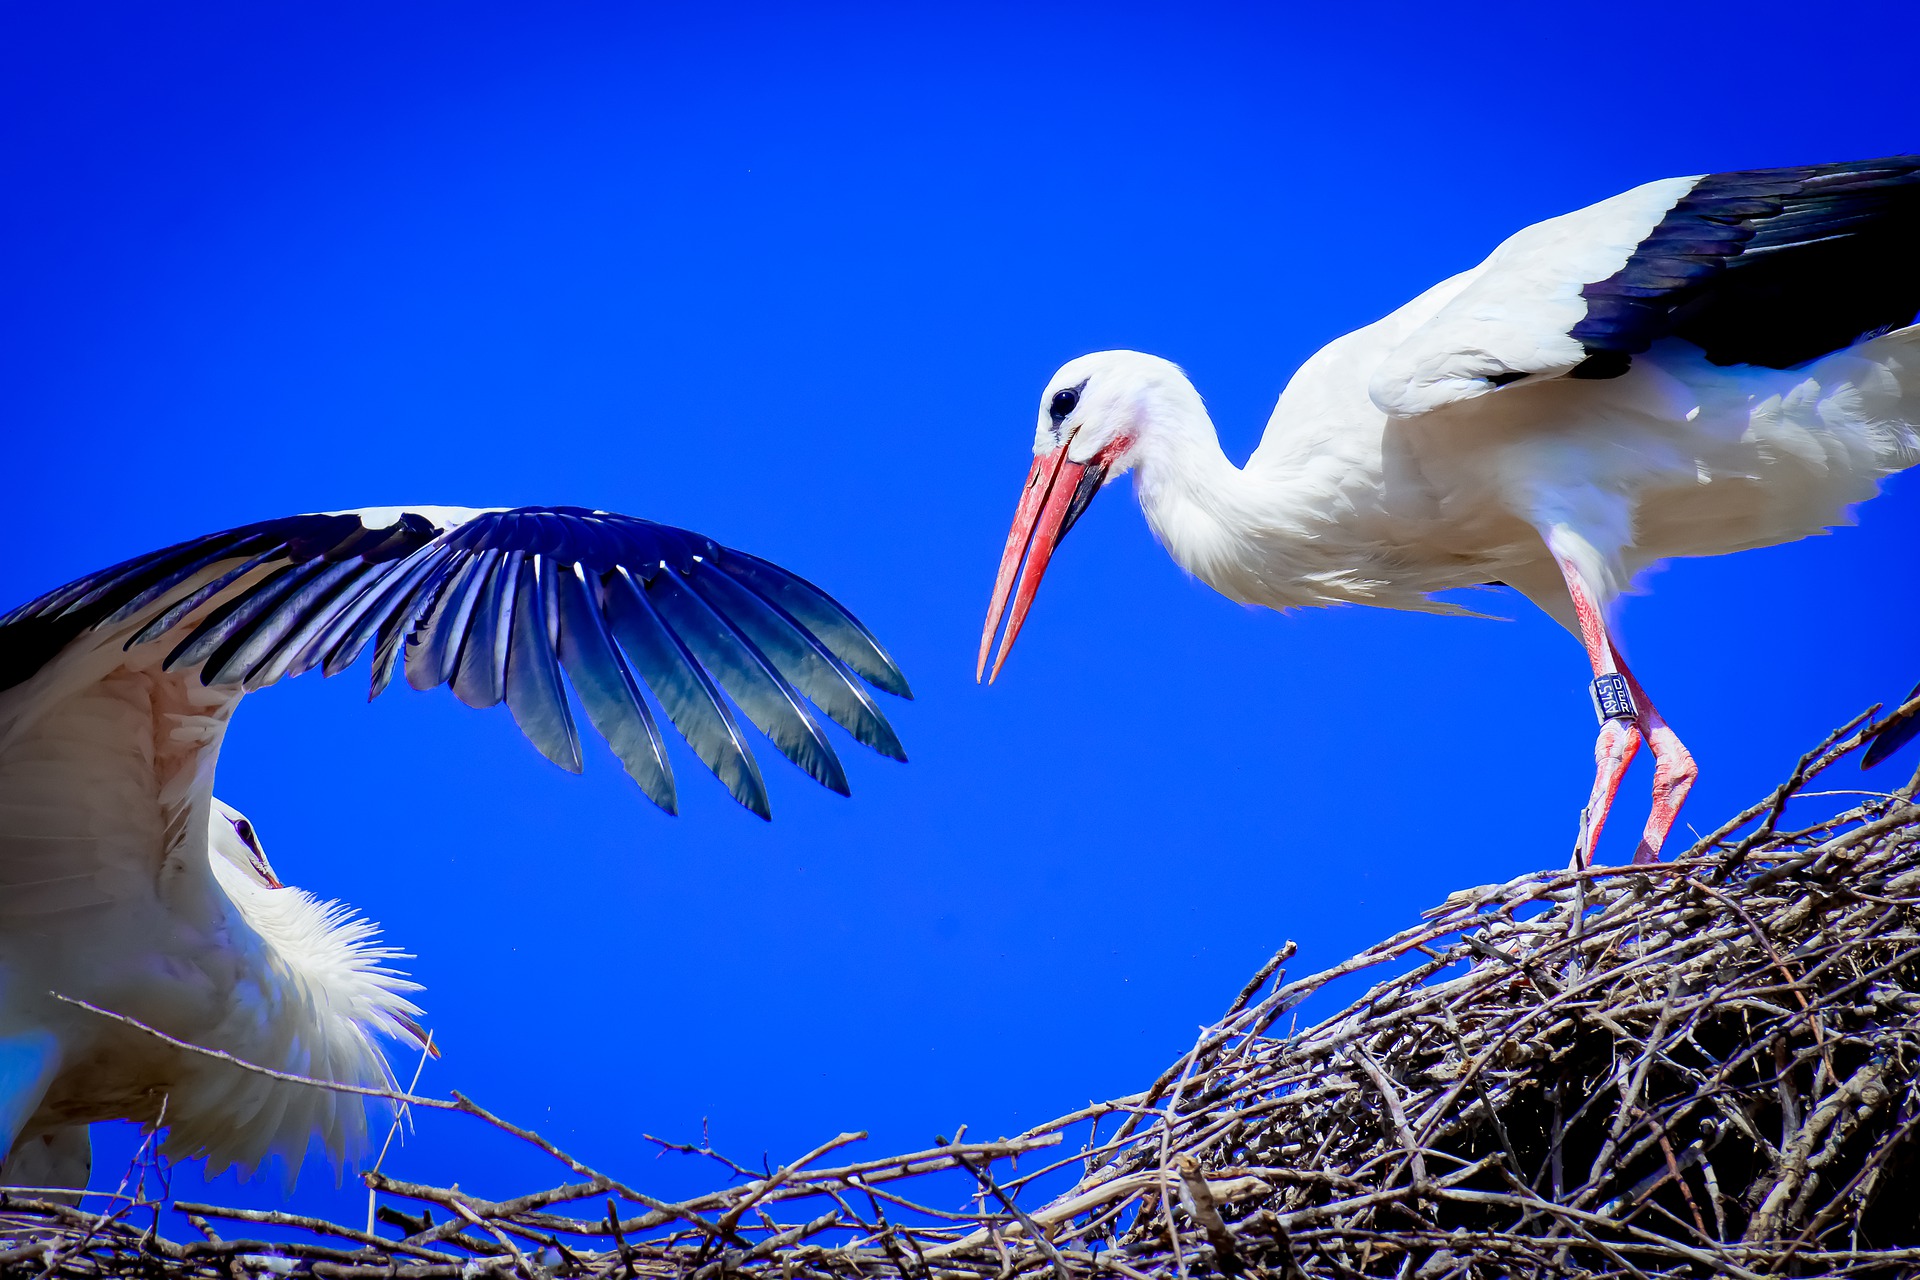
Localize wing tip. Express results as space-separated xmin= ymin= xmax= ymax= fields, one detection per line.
xmin=1862 ymin=682 xmax=1920 ymax=770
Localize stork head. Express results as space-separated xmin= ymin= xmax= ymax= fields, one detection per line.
xmin=977 ymin=350 xmax=1188 ymax=682
xmin=210 ymin=798 xmax=284 ymax=889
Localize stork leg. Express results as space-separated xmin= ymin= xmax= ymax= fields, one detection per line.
xmin=1611 ymin=656 xmax=1696 ymax=865
xmin=1551 ymin=553 xmax=1695 ymax=866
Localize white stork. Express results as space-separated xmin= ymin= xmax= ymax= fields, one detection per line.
xmin=979 ymin=156 xmax=1920 ymax=865
xmin=0 ymin=504 xmax=908 ymax=1189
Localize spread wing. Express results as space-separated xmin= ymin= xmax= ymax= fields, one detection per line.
xmin=0 ymin=505 xmax=911 ymax=819
xmin=1368 ymin=156 xmax=1920 ymax=417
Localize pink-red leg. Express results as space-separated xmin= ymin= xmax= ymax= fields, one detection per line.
xmin=1551 ymin=550 xmax=1698 ymax=866
xmin=1611 ymin=655 xmax=1697 ymax=865
xmin=1553 ymin=554 xmax=1643 ymax=867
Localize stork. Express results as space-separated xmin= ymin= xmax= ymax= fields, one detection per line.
xmin=979 ymin=156 xmax=1920 ymax=866
xmin=0 ymin=504 xmax=908 ymax=1190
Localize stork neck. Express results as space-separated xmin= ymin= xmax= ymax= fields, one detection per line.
xmin=1128 ymin=398 xmax=1262 ymax=589
xmin=1126 ymin=390 xmax=1356 ymax=611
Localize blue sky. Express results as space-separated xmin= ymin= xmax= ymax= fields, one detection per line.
xmin=4 ymin=0 xmax=1918 ymax=1226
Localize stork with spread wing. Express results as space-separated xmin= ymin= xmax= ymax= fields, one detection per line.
xmin=0 ymin=504 xmax=909 ymax=1189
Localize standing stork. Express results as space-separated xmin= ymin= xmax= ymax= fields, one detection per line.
xmin=979 ymin=156 xmax=1920 ymax=866
xmin=0 ymin=504 xmax=908 ymax=1190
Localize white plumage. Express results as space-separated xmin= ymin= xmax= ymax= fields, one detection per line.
xmin=0 ymin=503 xmax=908 ymax=1188
xmin=0 ymin=614 xmax=424 ymax=1188
xmin=981 ymin=158 xmax=1920 ymax=864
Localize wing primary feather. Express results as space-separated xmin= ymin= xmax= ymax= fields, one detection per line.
xmin=451 ymin=553 xmax=519 ymax=709
xmin=503 ymin=555 xmax=583 ymax=773
xmin=316 ymin=546 xmax=454 ymax=680
xmin=241 ymin=560 xmax=390 ymax=691
xmin=95 ymin=535 xmax=298 ymax=628
xmin=689 ymin=560 xmax=906 ymax=762
xmin=406 ymin=549 xmax=498 ymax=692
xmin=1864 ymin=680 xmax=1920 ymax=769
xmin=366 ymin=548 xmax=463 ymax=700
xmin=186 ymin=559 xmax=349 ymax=684
xmin=162 ymin=563 xmax=308 ymax=674
xmin=125 ymin=548 xmax=289 ymax=651
xmin=554 ymin=564 xmax=675 ymax=811
xmin=65 ymin=540 xmax=235 ymax=623
xmin=643 ymin=567 xmax=848 ymax=796
xmin=0 ymin=537 xmax=215 ymax=627
xmin=713 ymin=551 xmax=912 ymax=699
xmin=278 ymin=561 xmax=412 ymax=681
xmin=602 ymin=567 xmax=770 ymax=819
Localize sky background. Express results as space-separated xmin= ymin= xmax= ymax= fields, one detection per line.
xmin=4 ymin=0 xmax=1919 ymax=1229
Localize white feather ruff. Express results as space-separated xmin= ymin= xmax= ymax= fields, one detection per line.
xmin=167 ymin=860 xmax=423 ymax=1180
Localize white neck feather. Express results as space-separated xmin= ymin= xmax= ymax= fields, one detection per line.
xmin=1124 ymin=374 xmax=1391 ymax=611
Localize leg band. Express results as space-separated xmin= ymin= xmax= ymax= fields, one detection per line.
xmin=1591 ymin=672 xmax=1637 ymax=724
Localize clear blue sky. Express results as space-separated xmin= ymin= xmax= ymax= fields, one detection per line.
xmin=4 ymin=0 xmax=1917 ymax=1225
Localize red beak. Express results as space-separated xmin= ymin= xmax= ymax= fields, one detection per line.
xmin=977 ymin=440 xmax=1118 ymax=682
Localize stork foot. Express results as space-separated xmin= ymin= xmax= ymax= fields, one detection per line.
xmin=1630 ymin=719 xmax=1696 ymax=865
xmin=1576 ymin=715 xmax=1643 ymax=868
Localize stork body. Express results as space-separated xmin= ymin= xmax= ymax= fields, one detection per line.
xmin=0 ymin=504 xmax=908 ymax=1187
xmin=980 ymin=157 xmax=1920 ymax=864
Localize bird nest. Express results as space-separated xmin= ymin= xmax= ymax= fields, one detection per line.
xmin=5 ymin=702 xmax=1920 ymax=1279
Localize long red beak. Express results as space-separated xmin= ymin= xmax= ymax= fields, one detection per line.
xmin=977 ymin=442 xmax=1114 ymax=682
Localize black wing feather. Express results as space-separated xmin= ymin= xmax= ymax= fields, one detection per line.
xmin=367 ymin=548 xmax=464 ymax=699
xmin=503 ymin=554 xmax=582 ymax=773
xmin=640 ymin=566 xmax=850 ymax=796
xmin=190 ymin=560 xmax=344 ymax=683
xmin=553 ymin=564 xmax=675 ymax=810
xmin=451 ymin=553 xmax=516 ymax=710
xmin=1864 ymin=681 xmax=1920 ymax=770
xmin=232 ymin=559 xmax=378 ymax=690
xmin=602 ymin=567 xmax=771 ymax=819
xmin=689 ymin=559 xmax=907 ymax=762
xmin=1572 ymin=156 xmax=1920 ymax=373
xmin=714 ymin=550 xmax=912 ymax=698
xmin=405 ymin=550 xmax=496 ymax=693
xmin=0 ymin=505 xmax=906 ymax=816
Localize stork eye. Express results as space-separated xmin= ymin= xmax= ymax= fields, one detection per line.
xmin=232 ymin=818 xmax=261 ymax=855
xmin=1049 ymin=389 xmax=1079 ymax=420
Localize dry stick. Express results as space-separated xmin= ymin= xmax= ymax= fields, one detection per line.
xmin=1171 ymin=1157 xmax=1242 ymax=1276
xmin=1686 ymin=879 xmax=1839 ymax=1090
xmin=1771 ymin=1106 xmax=1920 ymax=1274
xmin=943 ymin=1142 xmax=1073 ymax=1280
xmin=175 ymin=1203 xmax=461 ymax=1263
xmin=1222 ymin=943 xmax=1296 ymax=1018
xmin=1652 ymin=1132 xmax=1710 ymax=1241
xmin=1471 ymin=1181 xmax=1772 ymax=1280
xmin=16 ymin=717 xmax=1920 ymax=1280
xmin=1350 ymin=1045 xmax=1428 ymax=1196
xmin=35 ymin=1092 xmax=169 ymax=1280
xmin=715 ymin=1133 xmax=868 ymax=1239
xmin=368 ymin=1029 xmax=437 ymax=1236
xmin=55 ymin=987 xmax=748 ymax=1254
xmin=1744 ymin=1058 xmax=1889 ymax=1244
xmin=1706 ymin=709 xmax=1877 ymax=876
xmin=50 ymin=992 xmax=454 ymax=1110
xmin=1151 ymin=1034 xmax=1209 ymax=1280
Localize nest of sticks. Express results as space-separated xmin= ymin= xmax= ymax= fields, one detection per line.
xmin=5 ymin=701 xmax=1920 ymax=1279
